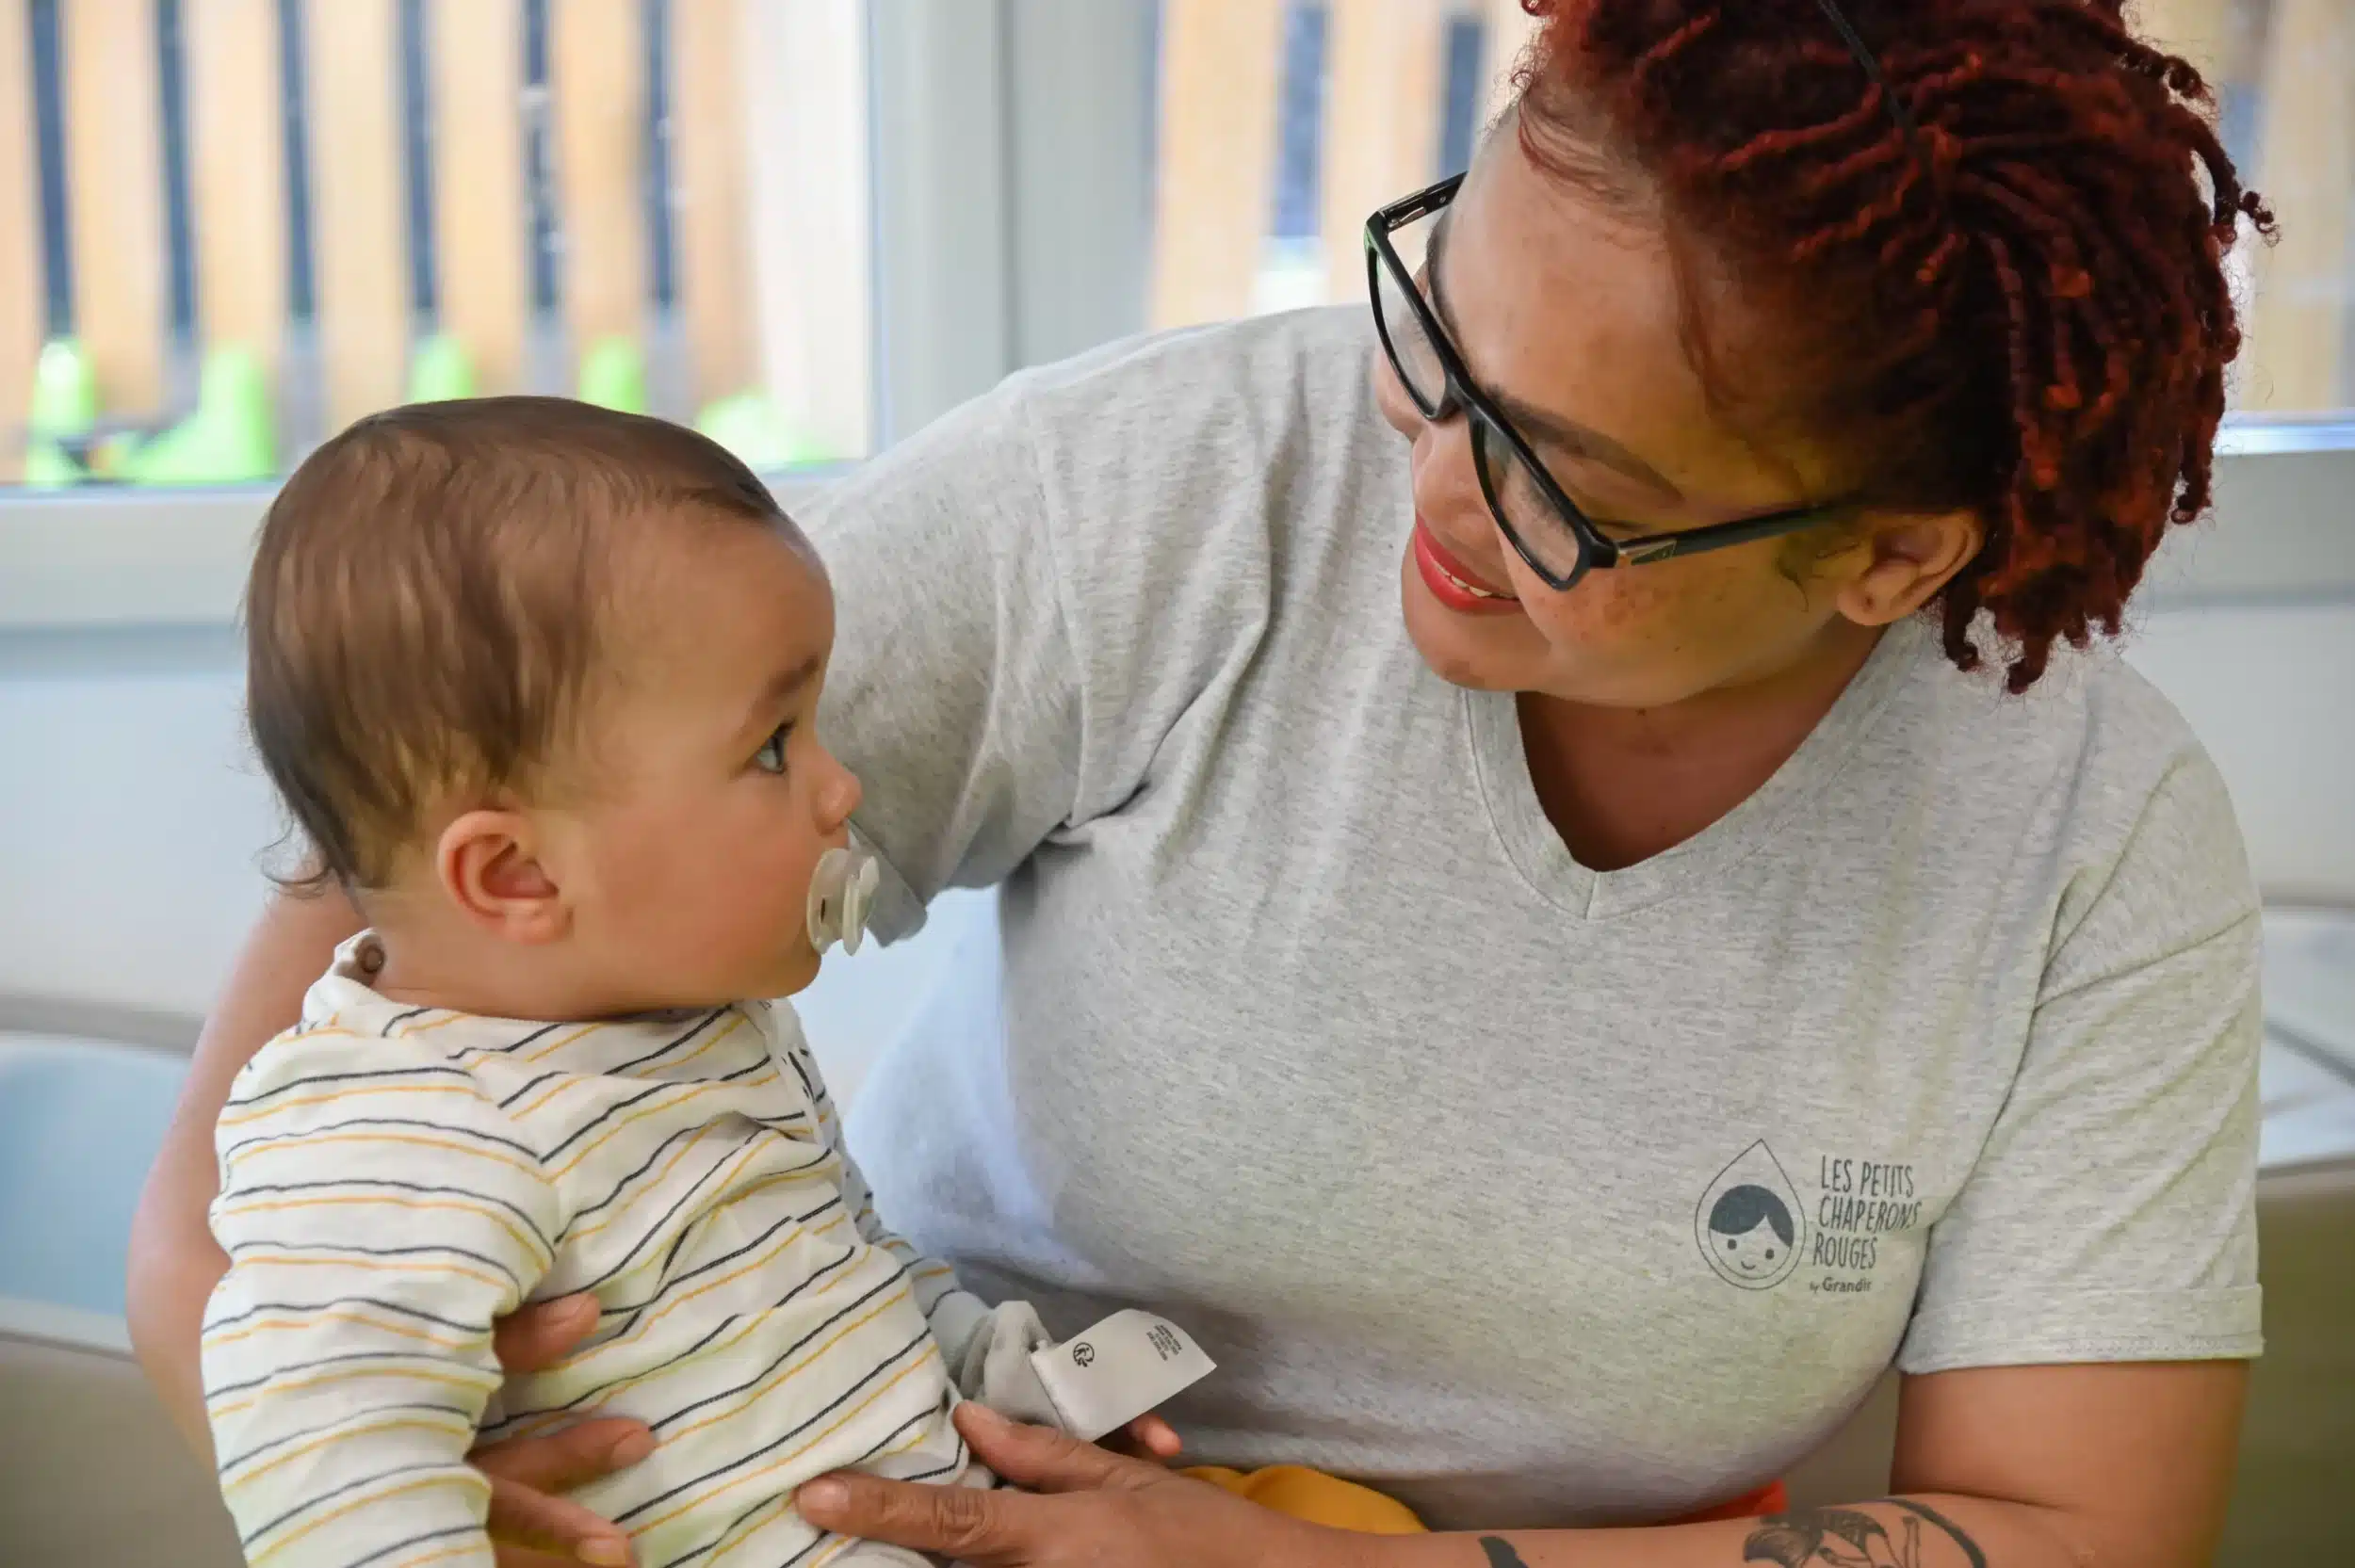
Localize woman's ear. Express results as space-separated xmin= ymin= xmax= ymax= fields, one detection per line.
xmin=435 ymin=809 xmax=568 ymax=944
xmin=1835 ymin=509 xmax=1984 ymax=627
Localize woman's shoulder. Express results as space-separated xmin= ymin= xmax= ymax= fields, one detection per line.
xmin=804 ymin=306 xmax=1390 ymax=576
xmin=1892 ymin=628 xmax=2256 ymax=953
xmin=1002 ymin=307 xmax=1386 ymax=496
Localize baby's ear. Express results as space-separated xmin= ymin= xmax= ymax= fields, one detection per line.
xmin=437 ymin=810 xmax=567 ymax=943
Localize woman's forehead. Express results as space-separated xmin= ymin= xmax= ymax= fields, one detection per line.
xmin=1447 ymin=138 xmax=1835 ymax=508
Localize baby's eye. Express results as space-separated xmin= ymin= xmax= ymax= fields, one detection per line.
xmin=754 ymin=722 xmax=792 ymax=775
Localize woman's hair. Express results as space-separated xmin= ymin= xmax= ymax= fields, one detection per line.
xmin=1513 ymin=0 xmax=2274 ymax=690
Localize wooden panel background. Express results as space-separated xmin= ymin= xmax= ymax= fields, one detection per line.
xmin=0 ymin=0 xmax=41 ymax=478
xmin=305 ymin=0 xmax=407 ymax=429
xmin=430 ymin=0 xmax=528 ymax=396
xmin=674 ymin=0 xmax=756 ymax=406
xmin=1319 ymin=0 xmax=1446 ymax=305
xmin=62 ymin=0 xmax=168 ymax=420
xmin=552 ymin=0 xmax=646 ymax=364
xmin=5 ymin=0 xmax=2351 ymax=491
xmin=2243 ymin=0 xmax=2354 ymax=412
xmin=187 ymin=0 xmax=287 ymax=382
xmin=1148 ymin=0 xmax=1286 ymax=329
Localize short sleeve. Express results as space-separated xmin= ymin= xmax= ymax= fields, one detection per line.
xmin=800 ymin=384 xmax=1087 ymax=943
xmin=1899 ymin=752 xmax=2266 ymax=1374
xmin=799 ymin=313 xmax=1366 ymax=943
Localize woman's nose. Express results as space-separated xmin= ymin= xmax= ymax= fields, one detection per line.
xmin=1409 ymin=413 xmax=1483 ymax=525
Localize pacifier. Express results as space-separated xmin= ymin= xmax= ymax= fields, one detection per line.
xmin=806 ymin=845 xmax=881 ymax=956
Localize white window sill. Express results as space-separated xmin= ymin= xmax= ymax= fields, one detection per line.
xmin=2 ymin=429 xmax=2352 ymax=631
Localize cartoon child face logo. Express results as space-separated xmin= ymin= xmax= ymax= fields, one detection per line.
xmin=1695 ymin=1140 xmax=1805 ymax=1290
xmin=1705 ymin=1187 xmax=1795 ymax=1285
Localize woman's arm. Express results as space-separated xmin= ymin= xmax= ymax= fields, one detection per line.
xmin=124 ymin=886 xmax=362 ymax=1454
xmin=801 ymin=1359 xmax=2248 ymax=1568
xmin=1401 ymin=1362 xmax=2248 ymax=1568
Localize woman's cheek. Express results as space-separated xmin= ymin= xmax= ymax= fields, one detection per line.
xmin=1530 ymin=566 xmax=1674 ymax=651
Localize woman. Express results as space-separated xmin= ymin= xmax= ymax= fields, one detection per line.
xmin=130 ymin=1 xmax=2273 ymax=1564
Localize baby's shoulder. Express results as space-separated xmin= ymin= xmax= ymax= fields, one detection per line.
xmin=217 ymin=1014 xmax=510 ymax=1164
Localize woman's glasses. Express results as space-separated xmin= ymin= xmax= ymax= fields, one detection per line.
xmin=1365 ymin=174 xmax=1850 ymax=593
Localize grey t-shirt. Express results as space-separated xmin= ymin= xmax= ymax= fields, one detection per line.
xmin=801 ymin=306 xmax=2263 ymax=1530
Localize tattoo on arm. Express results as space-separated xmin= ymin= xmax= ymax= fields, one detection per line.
xmin=1741 ymin=1500 xmax=1987 ymax=1568
xmin=1477 ymin=1539 xmax=1531 ymax=1568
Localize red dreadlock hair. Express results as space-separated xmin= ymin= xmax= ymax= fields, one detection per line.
xmin=1513 ymin=0 xmax=2275 ymax=690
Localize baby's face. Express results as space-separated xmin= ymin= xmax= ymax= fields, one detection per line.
xmin=550 ymin=520 xmax=860 ymax=1006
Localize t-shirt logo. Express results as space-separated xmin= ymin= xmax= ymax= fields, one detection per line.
xmin=1695 ymin=1140 xmax=1806 ymax=1291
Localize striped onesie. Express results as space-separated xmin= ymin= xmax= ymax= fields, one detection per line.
xmin=203 ymin=935 xmax=995 ymax=1568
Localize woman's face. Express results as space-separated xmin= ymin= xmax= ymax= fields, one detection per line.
xmin=1373 ymin=133 xmax=1882 ymax=708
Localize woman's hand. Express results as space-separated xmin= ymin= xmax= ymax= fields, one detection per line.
xmin=470 ymin=1296 xmax=650 ymax=1567
xmin=465 ymin=1296 xmax=1187 ymax=1566
xmin=797 ymin=1403 xmax=1351 ymax=1568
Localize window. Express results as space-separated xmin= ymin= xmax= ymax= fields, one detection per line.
xmin=1137 ymin=0 xmax=2355 ymax=422
xmin=2140 ymin=0 xmax=2355 ymax=419
xmin=1146 ymin=0 xmax=1531 ymax=329
xmin=0 ymin=0 xmax=874 ymax=489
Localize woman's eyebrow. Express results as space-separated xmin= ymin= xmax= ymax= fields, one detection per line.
xmin=1424 ymin=212 xmax=1683 ymax=502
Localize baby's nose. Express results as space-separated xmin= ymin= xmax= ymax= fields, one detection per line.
xmin=825 ymin=758 xmax=864 ymax=826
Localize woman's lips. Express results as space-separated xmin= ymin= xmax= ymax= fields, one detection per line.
xmin=1412 ymin=520 xmax=1524 ymax=617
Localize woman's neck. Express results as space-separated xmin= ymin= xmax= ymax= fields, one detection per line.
xmin=1517 ymin=619 xmax=1886 ymax=872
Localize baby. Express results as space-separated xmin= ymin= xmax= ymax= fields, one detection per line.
xmin=201 ymin=398 xmax=1208 ymax=1568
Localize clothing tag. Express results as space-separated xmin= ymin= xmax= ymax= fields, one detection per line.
xmin=1029 ymin=1309 xmax=1216 ymax=1443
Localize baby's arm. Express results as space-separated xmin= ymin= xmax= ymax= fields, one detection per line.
xmin=202 ymin=1029 xmax=562 ymax=1568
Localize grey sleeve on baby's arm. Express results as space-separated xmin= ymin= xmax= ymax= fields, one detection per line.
xmin=1900 ymin=752 xmax=2266 ymax=1374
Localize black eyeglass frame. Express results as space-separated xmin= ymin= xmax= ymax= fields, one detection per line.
xmin=1365 ymin=173 xmax=1854 ymax=592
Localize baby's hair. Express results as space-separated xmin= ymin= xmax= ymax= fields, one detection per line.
xmin=1708 ymin=1185 xmax=1795 ymax=1245
xmin=245 ymin=396 xmax=792 ymax=893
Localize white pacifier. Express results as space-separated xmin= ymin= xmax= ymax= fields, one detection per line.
xmin=807 ymin=845 xmax=881 ymax=956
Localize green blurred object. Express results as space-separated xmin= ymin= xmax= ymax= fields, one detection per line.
xmin=577 ymin=336 xmax=648 ymax=414
xmin=118 ymin=345 xmax=277 ymax=485
xmin=23 ymin=337 xmax=98 ymax=486
xmin=24 ymin=440 xmax=84 ymax=486
xmin=407 ymin=333 xmax=478 ymax=403
xmin=695 ymin=390 xmax=831 ymax=470
xmin=29 ymin=337 xmax=98 ymax=432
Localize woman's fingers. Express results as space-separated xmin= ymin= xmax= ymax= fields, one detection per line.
xmin=492 ymin=1294 xmax=603 ymax=1374
xmin=471 ymin=1417 xmax=655 ymax=1494
xmin=1125 ymin=1413 xmax=1185 ymax=1462
xmin=482 ymin=1473 xmax=636 ymax=1566
xmin=953 ymin=1402 xmax=1154 ymax=1495
xmin=796 ymin=1470 xmax=1046 ymax=1562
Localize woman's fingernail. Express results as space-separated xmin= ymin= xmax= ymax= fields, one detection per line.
xmin=577 ymin=1541 xmax=631 ymax=1566
xmin=961 ymin=1401 xmax=1009 ymax=1431
xmin=799 ymin=1479 xmax=850 ymax=1514
xmin=610 ymin=1431 xmax=657 ymax=1465
xmin=563 ymin=1294 xmax=600 ymax=1322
